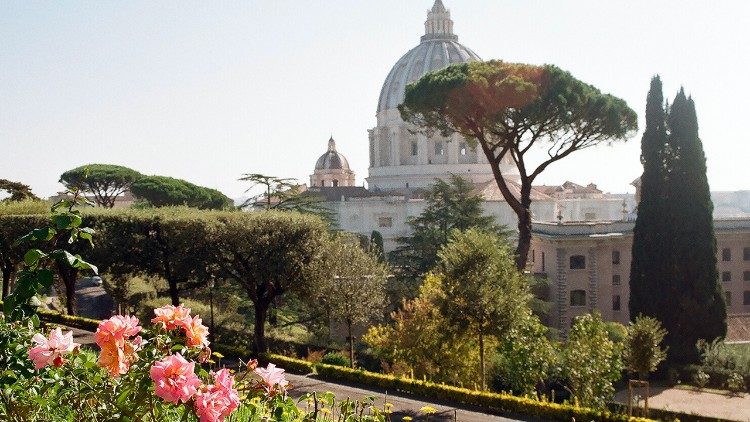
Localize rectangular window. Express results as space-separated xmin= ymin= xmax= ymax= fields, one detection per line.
xmin=612 ymin=274 xmax=621 ymax=286
xmin=541 ymin=252 xmax=546 ymax=273
xmin=744 ymin=271 xmax=750 ymax=282
xmin=722 ymin=271 xmax=732 ymax=282
xmin=726 ymin=291 xmax=732 ymax=306
xmin=531 ymin=249 xmax=535 ymax=263
xmin=377 ymin=217 xmax=392 ymax=228
xmin=744 ymin=291 xmax=750 ymax=306
xmin=584 ymin=212 xmax=597 ymax=220
xmin=459 ymin=142 xmax=467 ymax=156
xmin=612 ymin=250 xmax=621 ymax=265
xmin=570 ymin=290 xmax=586 ymax=307
xmin=722 ymin=248 xmax=731 ymax=261
xmin=612 ymin=295 xmax=621 ymax=311
xmin=570 ymin=255 xmax=586 ymax=270
xmin=411 ymin=141 xmax=418 ymax=156
xmin=744 ymin=247 xmax=750 ymax=261
xmin=434 ymin=141 xmax=444 ymax=156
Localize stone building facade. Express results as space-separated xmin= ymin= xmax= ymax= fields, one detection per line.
xmin=528 ymin=219 xmax=750 ymax=334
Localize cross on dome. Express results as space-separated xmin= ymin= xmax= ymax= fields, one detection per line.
xmin=328 ymin=136 xmax=337 ymax=152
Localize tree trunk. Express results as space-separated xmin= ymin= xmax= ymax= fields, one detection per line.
xmin=347 ymin=318 xmax=355 ymax=369
xmin=479 ymin=331 xmax=486 ymax=391
xmin=168 ymin=278 xmax=180 ymax=306
xmin=515 ymin=207 xmax=533 ymax=270
xmin=252 ymin=302 xmax=269 ymax=355
xmin=2 ymin=265 xmax=12 ymax=299
xmin=57 ymin=262 xmax=78 ymax=315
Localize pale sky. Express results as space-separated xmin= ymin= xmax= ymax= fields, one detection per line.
xmin=2 ymin=1 xmax=749 ymax=199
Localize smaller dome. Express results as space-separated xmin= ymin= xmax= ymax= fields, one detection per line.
xmin=315 ymin=137 xmax=350 ymax=171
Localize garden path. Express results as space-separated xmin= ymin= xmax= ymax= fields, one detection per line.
xmin=285 ymin=373 xmax=534 ymax=422
xmin=614 ymin=385 xmax=750 ymax=421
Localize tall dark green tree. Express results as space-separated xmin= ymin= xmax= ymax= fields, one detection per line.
xmin=630 ymin=76 xmax=670 ymax=323
xmin=665 ymin=89 xmax=725 ymax=363
xmin=630 ymin=77 xmax=726 ymax=365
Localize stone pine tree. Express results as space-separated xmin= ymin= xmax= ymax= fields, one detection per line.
xmin=664 ymin=89 xmax=726 ymax=364
xmin=630 ymin=76 xmax=671 ymax=325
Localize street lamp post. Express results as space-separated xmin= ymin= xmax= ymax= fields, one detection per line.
xmin=208 ymin=275 xmax=216 ymax=346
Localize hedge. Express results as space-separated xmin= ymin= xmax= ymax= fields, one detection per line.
xmin=312 ymin=364 xmax=651 ymax=422
xmin=679 ymin=364 xmax=750 ymax=393
xmin=262 ymin=353 xmax=316 ymax=375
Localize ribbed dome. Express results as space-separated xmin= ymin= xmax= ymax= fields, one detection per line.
xmin=377 ymin=1 xmax=481 ymax=113
xmin=315 ymin=137 xmax=350 ymax=171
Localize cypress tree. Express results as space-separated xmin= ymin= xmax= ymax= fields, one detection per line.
xmin=630 ymin=76 xmax=670 ymax=323
xmin=630 ymin=80 xmax=726 ymax=366
xmin=664 ymin=89 xmax=726 ymax=364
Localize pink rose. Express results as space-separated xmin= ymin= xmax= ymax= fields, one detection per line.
xmin=254 ymin=363 xmax=288 ymax=394
xmin=194 ymin=369 xmax=240 ymax=422
xmin=150 ymin=353 xmax=201 ymax=404
xmin=151 ymin=305 xmax=192 ymax=330
xmin=179 ymin=315 xmax=210 ymax=349
xmin=28 ymin=328 xmax=79 ymax=369
xmin=95 ymin=315 xmax=142 ymax=377
xmin=95 ymin=315 xmax=141 ymax=349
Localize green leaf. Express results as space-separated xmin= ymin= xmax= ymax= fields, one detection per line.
xmin=37 ymin=269 xmax=54 ymax=288
xmin=24 ymin=249 xmax=47 ymax=266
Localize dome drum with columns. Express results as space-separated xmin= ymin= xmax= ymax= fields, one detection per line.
xmin=310 ymin=137 xmax=356 ymax=187
xmin=366 ymin=0 xmax=517 ymax=191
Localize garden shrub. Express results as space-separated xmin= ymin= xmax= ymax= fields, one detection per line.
xmin=320 ymin=351 xmax=351 ymax=367
xmin=313 ymin=364 xmax=649 ymax=422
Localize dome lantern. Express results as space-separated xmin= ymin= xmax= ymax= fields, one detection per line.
xmin=423 ymin=0 xmax=456 ymax=42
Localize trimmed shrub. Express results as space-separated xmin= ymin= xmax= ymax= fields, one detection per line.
xmin=320 ymin=352 xmax=351 ymax=368
xmin=263 ymin=353 xmax=315 ymax=375
xmin=313 ymin=364 xmax=649 ymax=422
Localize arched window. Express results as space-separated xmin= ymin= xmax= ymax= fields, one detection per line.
xmin=569 ymin=255 xmax=586 ymax=269
xmin=570 ymin=290 xmax=586 ymax=306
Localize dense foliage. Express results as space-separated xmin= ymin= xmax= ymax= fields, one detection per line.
xmin=623 ymin=315 xmax=667 ymax=380
xmin=399 ymin=60 xmax=638 ymax=268
xmin=130 ymin=175 xmax=233 ymax=210
xmin=630 ymin=77 xmax=725 ymax=365
xmin=0 ymin=179 xmax=39 ymax=202
xmin=562 ymin=313 xmax=623 ymax=408
xmin=390 ymin=175 xmax=506 ymax=290
xmin=430 ymin=229 xmax=530 ymax=389
xmin=59 ymin=164 xmax=143 ymax=208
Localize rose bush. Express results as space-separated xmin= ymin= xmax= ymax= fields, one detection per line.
xmin=0 ymin=306 xmax=388 ymax=422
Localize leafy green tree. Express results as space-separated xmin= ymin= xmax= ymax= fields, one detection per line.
xmin=363 ymin=279 xmax=482 ymax=386
xmin=624 ymin=315 xmax=667 ymax=380
xmin=562 ymin=312 xmax=622 ymax=408
xmin=209 ymin=211 xmax=329 ymax=354
xmin=399 ymin=61 xmax=638 ymax=269
xmin=0 ymin=202 xmax=48 ymax=299
xmin=390 ymin=175 xmax=505 ymax=288
xmin=4 ymin=190 xmax=98 ymax=316
xmin=492 ymin=312 xmax=556 ymax=395
xmin=59 ymin=164 xmax=142 ymax=208
xmin=238 ymin=173 xmax=332 ymax=220
xmin=309 ymin=235 xmax=388 ymax=367
xmin=130 ymin=175 xmax=232 ymax=210
xmin=431 ymin=229 xmax=531 ymax=389
xmin=0 ymin=180 xmax=39 ymax=202
xmin=631 ymin=78 xmax=725 ymax=365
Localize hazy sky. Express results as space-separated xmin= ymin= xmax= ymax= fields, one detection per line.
xmin=2 ymin=1 xmax=749 ymax=199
